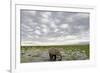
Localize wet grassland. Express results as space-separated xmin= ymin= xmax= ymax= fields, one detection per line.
xmin=21 ymin=44 xmax=89 ymax=63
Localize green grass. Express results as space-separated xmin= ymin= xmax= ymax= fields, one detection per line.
xmin=21 ymin=44 xmax=89 ymax=63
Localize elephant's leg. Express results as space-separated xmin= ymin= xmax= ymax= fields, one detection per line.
xmin=59 ymin=55 xmax=62 ymax=61
xmin=53 ymin=55 xmax=56 ymax=61
xmin=49 ymin=53 xmax=53 ymax=61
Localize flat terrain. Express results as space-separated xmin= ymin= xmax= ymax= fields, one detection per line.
xmin=21 ymin=44 xmax=89 ymax=63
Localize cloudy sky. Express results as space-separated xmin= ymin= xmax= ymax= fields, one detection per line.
xmin=20 ymin=9 xmax=89 ymax=45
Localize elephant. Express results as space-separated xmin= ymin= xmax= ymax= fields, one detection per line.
xmin=48 ymin=48 xmax=62 ymax=61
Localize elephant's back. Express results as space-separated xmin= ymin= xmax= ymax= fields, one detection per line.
xmin=48 ymin=48 xmax=60 ymax=55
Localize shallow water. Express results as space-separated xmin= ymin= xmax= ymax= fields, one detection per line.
xmin=21 ymin=45 xmax=89 ymax=63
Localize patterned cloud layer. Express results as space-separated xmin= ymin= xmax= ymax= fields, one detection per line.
xmin=20 ymin=9 xmax=89 ymax=45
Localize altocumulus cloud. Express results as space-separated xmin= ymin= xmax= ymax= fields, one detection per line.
xmin=20 ymin=9 xmax=89 ymax=45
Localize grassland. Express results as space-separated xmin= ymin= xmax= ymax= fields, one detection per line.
xmin=21 ymin=44 xmax=89 ymax=63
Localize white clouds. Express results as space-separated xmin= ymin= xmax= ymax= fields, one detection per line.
xmin=21 ymin=23 xmax=30 ymax=29
xmin=40 ymin=24 xmax=49 ymax=33
xmin=46 ymin=35 xmax=77 ymax=41
xmin=63 ymin=35 xmax=78 ymax=40
xmin=34 ymin=30 xmax=41 ymax=35
xmin=28 ymin=11 xmax=36 ymax=16
xmin=40 ymin=12 xmax=52 ymax=24
xmin=20 ymin=10 xmax=89 ymax=45
xmin=66 ymin=17 xmax=73 ymax=22
xmin=55 ymin=18 xmax=60 ymax=23
xmin=35 ymin=26 xmax=41 ymax=30
xmin=65 ymin=12 xmax=89 ymax=23
xmin=50 ymin=22 xmax=57 ymax=28
xmin=60 ymin=24 xmax=69 ymax=29
xmin=41 ymin=18 xmax=49 ymax=23
xmin=54 ymin=28 xmax=59 ymax=32
xmin=42 ymin=28 xmax=49 ymax=33
xmin=41 ymin=24 xmax=47 ymax=28
xmin=76 ymin=13 xmax=89 ymax=18
xmin=41 ymin=12 xmax=51 ymax=18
